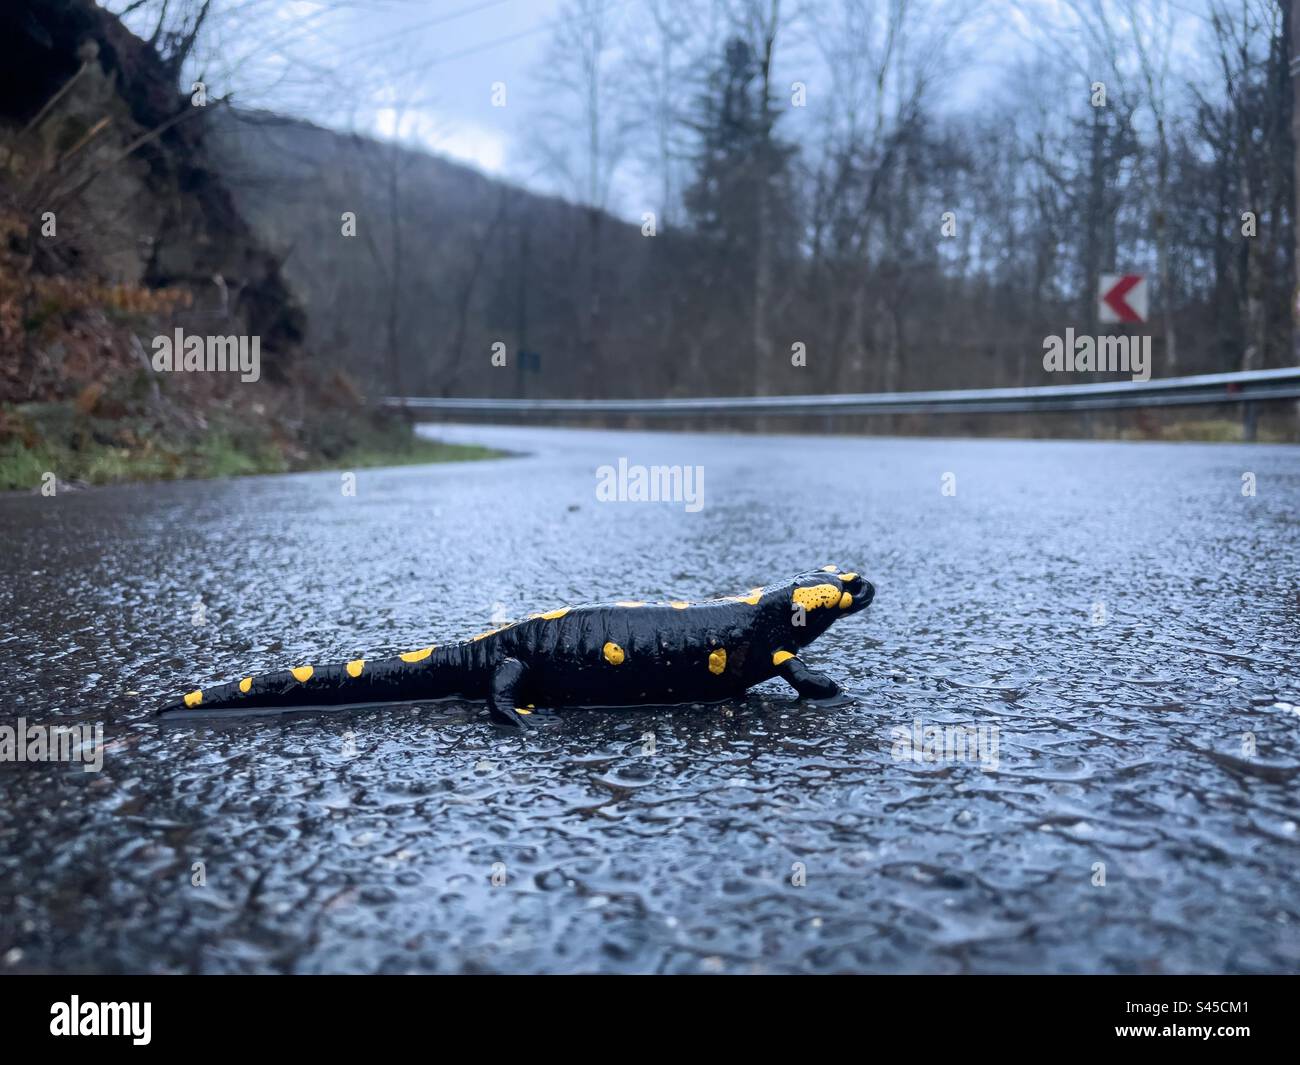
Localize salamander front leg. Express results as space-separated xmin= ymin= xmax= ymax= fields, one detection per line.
xmin=774 ymin=652 xmax=842 ymax=700
xmin=487 ymin=657 xmax=532 ymax=727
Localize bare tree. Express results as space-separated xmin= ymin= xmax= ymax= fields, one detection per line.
xmin=1123 ymin=0 xmax=1184 ymax=370
xmin=808 ymin=0 xmax=976 ymax=390
xmin=531 ymin=0 xmax=631 ymax=371
xmin=1290 ymin=0 xmax=1300 ymax=370
xmin=339 ymin=63 xmax=444 ymax=398
xmin=618 ymin=0 xmax=703 ymax=226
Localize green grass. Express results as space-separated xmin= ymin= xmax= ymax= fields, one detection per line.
xmin=1117 ymin=417 xmax=1289 ymax=444
xmin=329 ymin=437 xmax=502 ymax=471
xmin=0 ymin=402 xmax=505 ymax=491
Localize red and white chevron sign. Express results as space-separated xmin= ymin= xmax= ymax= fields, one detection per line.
xmin=1099 ymin=273 xmax=1147 ymax=323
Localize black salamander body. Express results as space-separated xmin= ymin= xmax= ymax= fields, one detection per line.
xmin=158 ymin=566 xmax=875 ymax=726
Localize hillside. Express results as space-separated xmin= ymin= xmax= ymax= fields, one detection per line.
xmin=207 ymin=107 xmax=673 ymax=401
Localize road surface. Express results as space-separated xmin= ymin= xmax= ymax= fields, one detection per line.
xmin=0 ymin=425 xmax=1297 ymax=973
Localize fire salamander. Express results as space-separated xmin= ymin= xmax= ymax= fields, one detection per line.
xmin=158 ymin=566 xmax=876 ymax=727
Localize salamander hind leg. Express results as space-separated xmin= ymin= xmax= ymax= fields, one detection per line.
xmin=487 ymin=657 xmax=534 ymax=728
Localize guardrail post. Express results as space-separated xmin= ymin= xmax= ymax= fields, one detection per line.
xmin=1243 ymin=401 xmax=1258 ymax=442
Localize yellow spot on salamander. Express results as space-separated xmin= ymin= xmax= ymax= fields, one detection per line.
xmin=183 ymin=689 xmax=202 ymax=708
xmin=515 ymin=707 xmax=532 ymax=715
xmin=708 ymin=648 xmax=727 ymax=674
xmin=540 ymin=607 xmax=570 ymax=620
xmin=726 ymin=588 xmax=762 ymax=605
xmin=238 ymin=677 xmax=252 ymax=693
xmin=400 ymin=647 xmax=433 ymax=663
xmin=615 ymin=600 xmax=645 ymax=607
xmin=670 ymin=601 xmax=690 ymax=610
xmin=839 ymin=572 xmax=858 ymax=582
xmin=793 ymin=583 xmax=841 ymax=611
xmin=346 ymin=659 xmax=365 ymax=678
xmin=772 ymin=651 xmax=794 ymax=666
xmin=839 ymin=591 xmax=853 ymax=608
xmin=291 ymin=665 xmax=314 ymax=683
xmin=820 ymin=564 xmax=839 ymax=572
xmin=603 ymin=641 xmax=625 ymax=665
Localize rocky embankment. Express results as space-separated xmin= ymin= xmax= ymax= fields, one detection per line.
xmin=0 ymin=0 xmax=493 ymax=490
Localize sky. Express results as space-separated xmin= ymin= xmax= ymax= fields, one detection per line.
xmin=329 ymin=0 xmax=570 ymax=175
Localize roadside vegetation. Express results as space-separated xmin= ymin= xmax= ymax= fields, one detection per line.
xmin=0 ymin=394 xmax=501 ymax=491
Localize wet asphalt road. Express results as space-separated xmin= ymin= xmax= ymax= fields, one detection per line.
xmin=0 ymin=424 xmax=1298 ymax=973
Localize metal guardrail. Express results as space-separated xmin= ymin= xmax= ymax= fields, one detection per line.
xmin=384 ymin=367 xmax=1300 ymax=417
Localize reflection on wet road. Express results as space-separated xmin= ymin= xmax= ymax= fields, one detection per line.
xmin=1 ymin=425 xmax=1297 ymax=972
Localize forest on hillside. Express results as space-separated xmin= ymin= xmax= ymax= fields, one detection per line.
xmin=4 ymin=0 xmax=1292 ymax=413
xmin=115 ymin=0 xmax=1297 ymax=402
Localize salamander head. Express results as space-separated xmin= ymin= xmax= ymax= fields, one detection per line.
xmin=772 ymin=565 xmax=875 ymax=647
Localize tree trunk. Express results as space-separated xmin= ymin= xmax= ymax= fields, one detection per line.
xmin=386 ymin=145 xmax=403 ymax=399
xmin=752 ymin=3 xmax=780 ymax=396
xmin=1154 ymin=113 xmax=1176 ymax=374
xmin=1290 ymin=0 xmax=1300 ymax=380
xmin=1084 ymin=106 xmax=1105 ymax=339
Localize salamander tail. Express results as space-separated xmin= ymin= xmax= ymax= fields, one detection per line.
xmin=156 ymin=645 xmax=466 ymax=716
